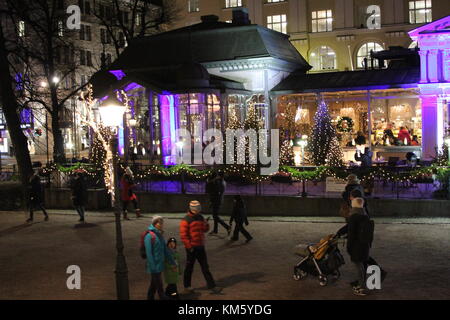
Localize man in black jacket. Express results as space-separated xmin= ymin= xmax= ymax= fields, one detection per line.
xmin=346 ymin=197 xmax=371 ymax=296
xmin=26 ymin=171 xmax=49 ymax=223
xmin=229 ymin=195 xmax=252 ymax=243
xmin=206 ymin=172 xmax=230 ymax=235
xmin=71 ymin=171 xmax=88 ymax=223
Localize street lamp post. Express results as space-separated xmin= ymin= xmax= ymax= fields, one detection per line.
xmin=98 ymin=94 xmax=129 ymax=300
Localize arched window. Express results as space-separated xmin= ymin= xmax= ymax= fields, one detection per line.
xmin=409 ymin=41 xmax=419 ymax=49
xmin=356 ymin=42 xmax=383 ymax=68
xmin=310 ymin=46 xmax=336 ymax=70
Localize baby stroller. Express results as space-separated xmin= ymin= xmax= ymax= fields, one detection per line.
xmin=293 ymin=234 xmax=345 ymax=286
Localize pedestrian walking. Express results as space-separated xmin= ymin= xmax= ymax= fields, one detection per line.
xmin=164 ymin=238 xmax=182 ymax=300
xmin=345 ymin=198 xmax=373 ymax=296
xmin=71 ymin=170 xmax=88 ymax=223
xmin=180 ymin=200 xmax=222 ymax=294
xmin=339 ymin=174 xmax=364 ymax=218
xmin=229 ymin=195 xmax=253 ymax=243
xmin=337 ymin=190 xmax=387 ymax=282
xmin=206 ymin=172 xmax=230 ymax=235
xmin=144 ymin=216 xmax=177 ymax=300
xmin=121 ymin=167 xmax=141 ymax=220
xmin=26 ymin=171 xmax=49 ymax=223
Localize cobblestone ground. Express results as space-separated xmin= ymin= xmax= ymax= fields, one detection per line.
xmin=0 ymin=211 xmax=449 ymax=300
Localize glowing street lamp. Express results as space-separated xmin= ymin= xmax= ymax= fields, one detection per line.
xmin=98 ymin=95 xmax=127 ymax=128
xmin=98 ymin=93 xmax=129 ymax=300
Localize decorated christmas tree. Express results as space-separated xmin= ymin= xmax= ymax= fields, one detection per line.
xmin=307 ymin=99 xmax=343 ymax=167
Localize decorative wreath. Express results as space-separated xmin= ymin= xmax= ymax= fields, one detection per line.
xmin=336 ymin=117 xmax=354 ymax=133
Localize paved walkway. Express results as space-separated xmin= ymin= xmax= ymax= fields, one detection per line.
xmin=0 ymin=210 xmax=449 ymax=300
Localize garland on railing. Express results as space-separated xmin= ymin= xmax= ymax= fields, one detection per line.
xmin=41 ymin=162 xmax=450 ymax=185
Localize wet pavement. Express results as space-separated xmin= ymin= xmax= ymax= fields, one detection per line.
xmin=0 ymin=210 xmax=449 ymax=300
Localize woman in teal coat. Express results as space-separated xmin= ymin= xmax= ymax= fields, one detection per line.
xmin=144 ymin=216 xmax=176 ymax=300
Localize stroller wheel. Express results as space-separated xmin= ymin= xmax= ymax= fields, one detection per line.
xmin=319 ymin=275 xmax=328 ymax=287
xmin=331 ymin=270 xmax=340 ymax=280
xmin=293 ymin=269 xmax=308 ymax=281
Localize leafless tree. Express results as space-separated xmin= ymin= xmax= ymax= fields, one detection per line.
xmin=92 ymin=0 xmax=181 ymax=58
xmin=1 ymin=0 xmax=99 ymax=163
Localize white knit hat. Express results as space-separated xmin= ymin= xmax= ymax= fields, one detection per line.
xmin=189 ymin=200 xmax=202 ymax=212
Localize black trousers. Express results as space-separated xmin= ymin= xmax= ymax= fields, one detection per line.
xmin=231 ymin=222 xmax=252 ymax=241
xmin=122 ymin=199 xmax=138 ymax=211
xmin=75 ymin=206 xmax=85 ymax=220
xmin=29 ymin=201 xmax=48 ymax=220
xmin=184 ymin=246 xmax=216 ymax=289
xmin=211 ymin=201 xmax=229 ymax=233
xmin=165 ymin=284 xmax=179 ymax=300
xmin=147 ymin=273 xmax=165 ymax=300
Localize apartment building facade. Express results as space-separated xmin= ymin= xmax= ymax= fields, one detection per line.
xmin=0 ymin=0 xmax=160 ymax=161
xmin=174 ymin=0 xmax=450 ymax=72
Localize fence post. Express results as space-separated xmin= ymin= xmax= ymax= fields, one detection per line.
xmin=181 ymin=171 xmax=186 ymax=194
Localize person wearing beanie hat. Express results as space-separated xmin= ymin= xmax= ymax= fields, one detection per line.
xmin=164 ymin=238 xmax=182 ymax=299
xmin=144 ymin=216 xmax=177 ymax=300
xmin=180 ymin=200 xmax=221 ymax=294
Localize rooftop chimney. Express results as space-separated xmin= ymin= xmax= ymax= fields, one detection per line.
xmin=232 ymin=8 xmax=251 ymax=25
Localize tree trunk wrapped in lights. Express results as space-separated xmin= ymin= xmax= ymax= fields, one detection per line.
xmin=307 ymin=99 xmax=343 ymax=167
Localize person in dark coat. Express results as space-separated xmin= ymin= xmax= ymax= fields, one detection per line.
xmin=205 ymin=172 xmax=230 ymax=235
xmin=121 ymin=167 xmax=141 ymax=220
xmin=346 ymin=198 xmax=371 ymax=296
xmin=229 ymin=195 xmax=253 ymax=243
xmin=337 ymin=190 xmax=387 ymax=284
xmin=26 ymin=171 xmax=49 ymax=223
xmin=355 ymin=147 xmax=373 ymax=167
xmin=71 ymin=171 xmax=88 ymax=222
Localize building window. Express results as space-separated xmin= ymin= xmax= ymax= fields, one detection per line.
xmin=18 ymin=21 xmax=25 ymax=37
xmin=80 ymin=25 xmax=85 ymax=40
xmin=409 ymin=41 xmax=419 ymax=49
xmin=409 ymin=0 xmax=432 ymax=24
xmin=188 ymin=0 xmax=200 ymax=12
xmin=225 ymin=0 xmax=242 ymax=8
xmin=356 ymin=42 xmax=384 ymax=69
xmin=58 ymin=20 xmax=64 ymax=37
xmin=80 ymin=24 xmax=91 ymax=41
xmin=86 ymin=51 xmax=92 ymax=67
xmin=312 ymin=10 xmax=332 ymax=32
xmin=80 ymin=50 xmax=86 ymax=65
xmin=267 ymin=14 xmax=287 ymax=34
xmin=63 ymin=46 xmax=69 ymax=64
xmin=310 ymin=46 xmax=336 ymax=70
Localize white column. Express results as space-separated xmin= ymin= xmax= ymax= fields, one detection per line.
xmin=419 ymin=50 xmax=429 ymax=83
xmin=428 ymin=49 xmax=439 ymax=82
xmin=420 ymin=95 xmax=439 ymax=160
xmin=442 ymin=49 xmax=450 ymax=82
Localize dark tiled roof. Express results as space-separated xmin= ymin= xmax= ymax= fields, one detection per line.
xmin=110 ymin=22 xmax=310 ymax=71
xmin=271 ymin=67 xmax=420 ymax=94
xmin=90 ymin=65 xmax=248 ymax=98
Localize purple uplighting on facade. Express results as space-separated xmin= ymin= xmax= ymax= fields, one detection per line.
xmin=159 ymin=94 xmax=177 ymax=165
xmin=409 ymin=15 xmax=450 ymax=159
xmin=123 ymin=82 xmax=143 ymax=92
xmin=109 ymin=70 xmax=126 ymax=81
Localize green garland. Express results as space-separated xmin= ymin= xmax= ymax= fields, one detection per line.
xmin=336 ymin=117 xmax=354 ymax=133
xmin=43 ymin=162 xmax=450 ymax=184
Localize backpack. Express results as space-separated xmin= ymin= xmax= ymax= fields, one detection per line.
xmin=359 ymin=217 xmax=375 ymax=245
xmin=140 ymin=230 xmax=156 ymax=259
